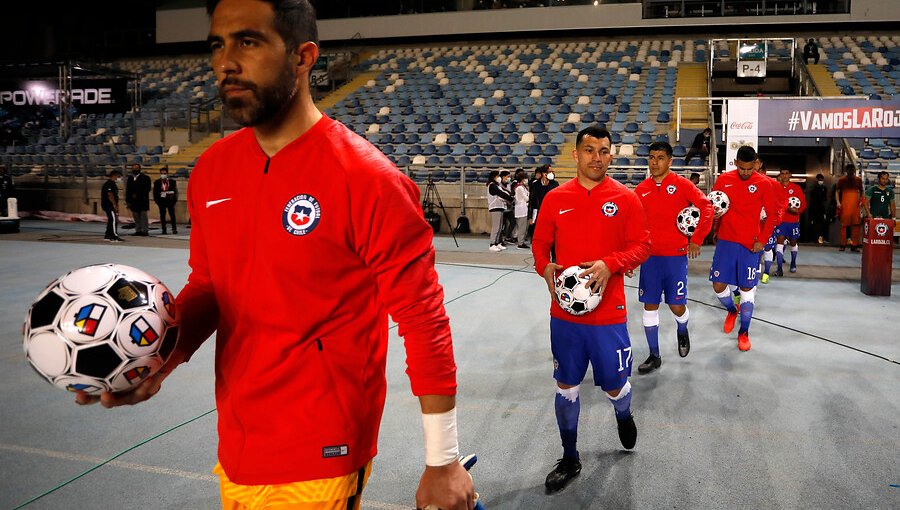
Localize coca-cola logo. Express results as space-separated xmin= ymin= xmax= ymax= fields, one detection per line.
xmin=730 ymin=121 xmax=754 ymax=129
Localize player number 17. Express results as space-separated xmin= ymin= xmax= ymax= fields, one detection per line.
xmin=616 ymin=347 xmax=632 ymax=372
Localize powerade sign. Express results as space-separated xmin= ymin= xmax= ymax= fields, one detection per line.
xmin=758 ymin=99 xmax=900 ymax=138
xmin=0 ymin=78 xmax=129 ymax=114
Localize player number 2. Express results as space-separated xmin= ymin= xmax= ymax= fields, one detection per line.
xmin=616 ymin=347 xmax=632 ymax=372
xmin=676 ymin=281 xmax=685 ymax=296
xmin=747 ymin=267 xmax=757 ymax=280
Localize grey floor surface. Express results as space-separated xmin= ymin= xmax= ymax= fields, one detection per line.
xmin=1 ymin=219 xmax=898 ymax=509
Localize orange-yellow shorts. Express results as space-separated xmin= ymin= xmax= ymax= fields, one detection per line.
xmin=215 ymin=461 xmax=372 ymax=510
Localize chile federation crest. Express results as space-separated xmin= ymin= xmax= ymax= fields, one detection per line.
xmin=283 ymin=194 xmax=321 ymax=236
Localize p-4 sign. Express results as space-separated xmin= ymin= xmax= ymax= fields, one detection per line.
xmin=738 ymin=61 xmax=766 ymax=78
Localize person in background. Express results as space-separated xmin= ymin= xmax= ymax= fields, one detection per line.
xmin=514 ymin=169 xmax=530 ymax=249
xmin=864 ymin=170 xmax=896 ymax=220
xmin=689 ymin=172 xmax=701 ymax=188
xmin=101 ymin=169 xmax=123 ymax=242
xmin=803 ymin=38 xmax=820 ymax=64
xmin=153 ymin=166 xmax=179 ymax=235
xmin=488 ymin=170 xmax=513 ymax=252
xmin=0 ymin=165 xmax=14 ymax=217
xmin=684 ymin=128 xmax=711 ymax=166
xmin=835 ymin=165 xmax=863 ymax=251
xmin=125 ymin=163 xmax=151 ymax=236
xmin=808 ymin=173 xmax=830 ymax=245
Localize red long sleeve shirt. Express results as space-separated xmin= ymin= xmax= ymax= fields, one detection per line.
xmin=175 ymin=116 xmax=457 ymax=485
xmin=780 ymin=181 xmax=807 ymax=222
xmin=634 ymin=172 xmax=714 ymax=255
xmin=712 ymin=170 xmax=780 ymax=250
xmin=532 ymin=177 xmax=651 ymax=325
xmin=760 ymin=175 xmax=786 ymax=226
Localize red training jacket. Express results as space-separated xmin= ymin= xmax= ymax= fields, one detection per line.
xmin=712 ymin=169 xmax=780 ymax=250
xmin=634 ymin=172 xmax=713 ymax=255
xmin=175 ymin=116 xmax=457 ymax=485
xmin=532 ymin=177 xmax=651 ymax=325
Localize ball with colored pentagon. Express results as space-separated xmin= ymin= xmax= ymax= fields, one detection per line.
xmin=554 ymin=265 xmax=602 ymax=316
xmin=23 ymin=264 xmax=179 ymax=395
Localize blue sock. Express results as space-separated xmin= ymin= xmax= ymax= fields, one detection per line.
xmin=555 ymin=391 xmax=580 ymax=459
xmin=776 ymin=250 xmax=784 ymax=270
xmin=644 ymin=325 xmax=660 ymax=356
xmin=764 ymin=259 xmax=773 ymax=275
xmin=739 ymin=300 xmax=754 ymax=334
xmin=608 ymin=382 xmax=632 ymax=420
xmin=790 ymin=248 xmax=798 ymax=267
xmin=717 ymin=293 xmax=737 ymax=313
xmin=676 ymin=317 xmax=688 ymax=334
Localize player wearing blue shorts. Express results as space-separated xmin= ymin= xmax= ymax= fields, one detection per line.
xmin=632 ymin=142 xmax=712 ymax=373
xmin=709 ymin=146 xmax=779 ymax=351
xmin=756 ymin=158 xmax=784 ymax=285
xmin=775 ymin=168 xmax=807 ymax=275
xmin=532 ymin=126 xmax=651 ymax=494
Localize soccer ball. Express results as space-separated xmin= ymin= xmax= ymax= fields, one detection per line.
xmin=788 ymin=196 xmax=801 ymax=210
xmin=554 ymin=265 xmax=601 ymax=316
xmin=676 ymin=206 xmax=701 ymax=236
xmin=707 ymin=190 xmax=730 ymax=218
xmin=23 ymin=264 xmax=179 ymax=395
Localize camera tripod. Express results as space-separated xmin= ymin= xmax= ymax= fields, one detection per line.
xmin=422 ymin=178 xmax=459 ymax=247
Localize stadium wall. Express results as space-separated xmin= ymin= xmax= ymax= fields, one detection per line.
xmin=156 ymin=0 xmax=900 ymax=44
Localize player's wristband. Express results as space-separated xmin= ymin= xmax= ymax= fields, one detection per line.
xmin=422 ymin=408 xmax=460 ymax=467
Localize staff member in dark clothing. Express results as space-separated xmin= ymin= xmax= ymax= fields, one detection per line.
xmin=126 ymin=163 xmax=151 ymax=236
xmin=0 ymin=165 xmax=14 ymax=217
xmin=153 ymin=166 xmax=179 ymax=235
xmin=528 ymin=164 xmax=559 ymax=234
xmin=102 ymin=170 xmax=124 ymax=242
xmin=803 ymin=38 xmax=820 ymax=64
xmin=808 ymin=173 xmax=830 ymax=244
xmin=684 ymin=128 xmax=711 ymax=166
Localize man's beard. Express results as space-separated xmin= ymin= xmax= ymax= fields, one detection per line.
xmin=219 ymin=63 xmax=297 ymax=127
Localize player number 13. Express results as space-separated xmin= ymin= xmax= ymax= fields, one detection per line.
xmin=616 ymin=347 xmax=632 ymax=372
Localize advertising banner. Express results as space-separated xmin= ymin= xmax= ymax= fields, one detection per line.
xmin=758 ymin=99 xmax=900 ymax=138
xmin=725 ymin=99 xmax=759 ymax=169
xmin=0 ymin=78 xmax=130 ymax=116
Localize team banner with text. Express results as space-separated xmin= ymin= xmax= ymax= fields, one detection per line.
xmin=758 ymin=99 xmax=900 ymax=138
xmin=725 ymin=99 xmax=759 ymax=169
xmin=0 ymin=78 xmax=130 ymax=116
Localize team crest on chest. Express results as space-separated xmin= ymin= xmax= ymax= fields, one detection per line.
xmin=283 ymin=194 xmax=321 ymax=236
xmin=748 ymin=185 xmax=758 ymax=193
xmin=602 ymin=201 xmax=619 ymax=217
xmin=876 ymin=223 xmax=889 ymax=236
xmin=788 ymin=189 xmax=795 ymax=195
xmin=666 ymin=185 xmax=677 ymax=195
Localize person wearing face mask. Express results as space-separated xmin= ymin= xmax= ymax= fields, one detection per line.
xmin=808 ymin=173 xmax=830 ymax=245
xmin=528 ymin=164 xmax=559 ymax=237
xmin=488 ymin=170 xmax=514 ymax=252
xmin=153 ymin=166 xmax=179 ymax=235
xmin=499 ymin=170 xmax=516 ymax=244
xmin=101 ymin=169 xmax=124 ymax=242
xmin=125 ymin=163 xmax=152 ymax=236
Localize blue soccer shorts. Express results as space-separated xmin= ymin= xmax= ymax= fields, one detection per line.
xmin=709 ymin=239 xmax=760 ymax=288
xmin=550 ymin=317 xmax=631 ymax=391
xmin=764 ymin=232 xmax=777 ymax=251
xmin=638 ymin=255 xmax=688 ymax=305
xmin=776 ymin=221 xmax=800 ymax=240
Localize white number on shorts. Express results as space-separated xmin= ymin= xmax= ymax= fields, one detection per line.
xmin=616 ymin=347 xmax=633 ymax=372
xmin=676 ymin=280 xmax=686 ymax=296
xmin=747 ymin=267 xmax=757 ymax=280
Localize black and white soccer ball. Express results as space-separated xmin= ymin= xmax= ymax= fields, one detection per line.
xmin=707 ymin=190 xmax=730 ymax=218
xmin=788 ymin=196 xmax=801 ymax=210
xmin=554 ymin=265 xmax=601 ymax=316
xmin=676 ymin=206 xmax=701 ymax=236
xmin=23 ymin=264 xmax=179 ymax=395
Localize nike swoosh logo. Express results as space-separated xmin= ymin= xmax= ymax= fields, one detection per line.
xmin=206 ymin=198 xmax=232 ymax=208
xmin=724 ymin=184 xmax=733 ymax=188
xmin=641 ymin=192 xmax=651 ymax=197
xmin=559 ymin=208 xmax=575 ymax=215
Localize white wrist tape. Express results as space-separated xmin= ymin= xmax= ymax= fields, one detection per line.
xmin=422 ymin=408 xmax=460 ymax=467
